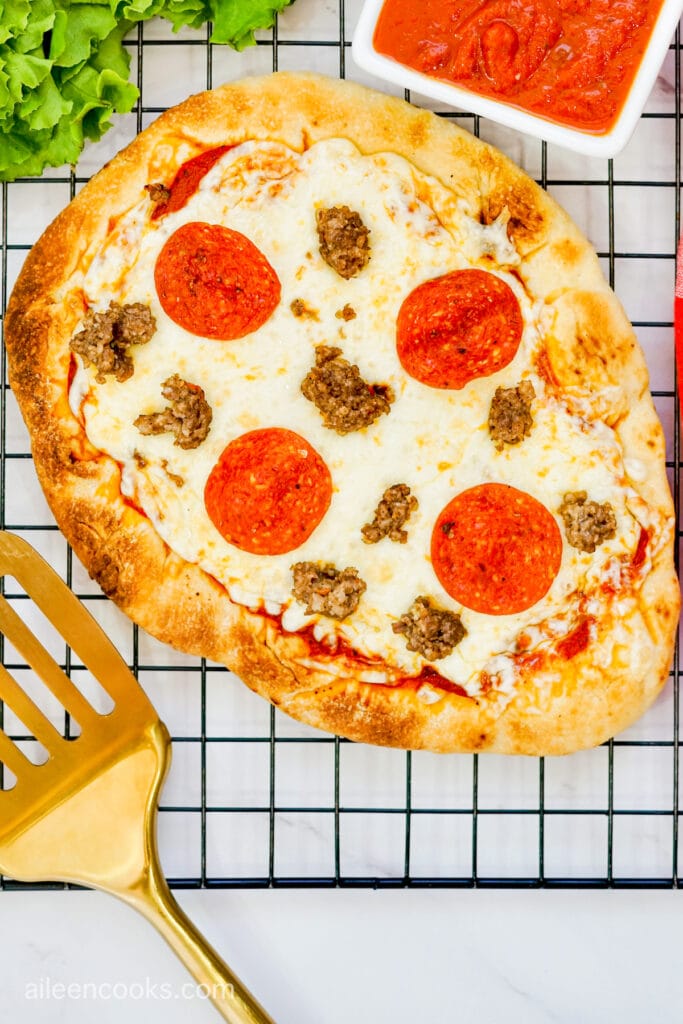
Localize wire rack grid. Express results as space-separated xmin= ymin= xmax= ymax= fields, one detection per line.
xmin=0 ymin=1 xmax=681 ymax=891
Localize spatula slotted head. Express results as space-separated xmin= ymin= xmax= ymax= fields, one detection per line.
xmin=0 ymin=532 xmax=170 ymax=890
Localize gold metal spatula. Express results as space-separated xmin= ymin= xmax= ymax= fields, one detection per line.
xmin=0 ymin=531 xmax=274 ymax=1024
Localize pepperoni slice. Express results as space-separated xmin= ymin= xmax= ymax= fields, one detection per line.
xmin=155 ymin=222 xmax=281 ymax=340
xmin=204 ymin=428 xmax=332 ymax=555
xmin=151 ymin=145 xmax=231 ymax=221
xmin=396 ymin=268 xmax=523 ymax=389
xmin=431 ymin=483 xmax=562 ymax=615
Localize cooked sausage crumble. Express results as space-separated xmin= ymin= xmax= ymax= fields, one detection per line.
xmin=134 ymin=374 xmax=212 ymax=450
xmin=70 ymin=301 xmax=156 ymax=383
xmin=316 ymin=206 xmax=371 ymax=279
xmin=392 ymin=596 xmax=467 ymax=661
xmin=290 ymin=298 xmax=319 ymax=320
xmin=145 ymin=182 xmax=170 ymax=205
xmin=291 ymin=562 xmax=367 ymax=620
xmin=335 ymin=304 xmax=357 ymax=321
xmin=559 ymin=491 xmax=617 ymax=553
xmin=488 ymin=380 xmax=535 ymax=450
xmin=361 ymin=484 xmax=418 ymax=544
xmin=301 ymin=345 xmax=394 ymax=434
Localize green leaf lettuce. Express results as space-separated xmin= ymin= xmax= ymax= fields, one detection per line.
xmin=0 ymin=0 xmax=296 ymax=181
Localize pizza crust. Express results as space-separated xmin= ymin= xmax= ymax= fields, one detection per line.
xmin=5 ymin=72 xmax=679 ymax=755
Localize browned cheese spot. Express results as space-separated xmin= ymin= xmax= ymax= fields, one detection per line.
xmin=480 ymin=176 xmax=544 ymax=246
xmin=161 ymin=459 xmax=185 ymax=488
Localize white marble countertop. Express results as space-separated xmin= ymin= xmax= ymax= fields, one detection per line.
xmin=1 ymin=3 xmax=682 ymax=1022
xmin=3 ymin=888 xmax=683 ymax=1023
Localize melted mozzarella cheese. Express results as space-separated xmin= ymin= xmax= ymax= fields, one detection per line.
xmin=70 ymin=139 xmax=646 ymax=695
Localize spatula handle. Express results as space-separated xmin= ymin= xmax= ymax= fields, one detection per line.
xmin=124 ymin=866 xmax=276 ymax=1024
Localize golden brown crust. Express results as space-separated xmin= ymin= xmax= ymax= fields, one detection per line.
xmin=5 ymin=72 xmax=679 ymax=755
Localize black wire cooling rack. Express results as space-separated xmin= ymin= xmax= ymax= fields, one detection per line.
xmin=0 ymin=3 xmax=681 ymax=891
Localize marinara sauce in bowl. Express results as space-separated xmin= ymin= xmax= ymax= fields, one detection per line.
xmin=353 ymin=0 xmax=683 ymax=157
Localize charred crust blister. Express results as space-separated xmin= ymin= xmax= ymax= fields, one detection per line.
xmin=291 ymin=562 xmax=366 ymax=620
xmin=488 ymin=380 xmax=535 ymax=450
xmin=316 ymin=206 xmax=371 ymax=279
xmin=559 ymin=491 xmax=617 ymax=553
xmin=301 ymin=345 xmax=394 ymax=434
xmin=392 ymin=596 xmax=466 ymax=661
xmin=134 ymin=374 xmax=212 ymax=450
xmin=70 ymin=302 xmax=156 ymax=383
xmin=361 ymin=484 xmax=418 ymax=544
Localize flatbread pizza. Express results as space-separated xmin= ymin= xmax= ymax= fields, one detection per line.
xmin=5 ymin=72 xmax=679 ymax=754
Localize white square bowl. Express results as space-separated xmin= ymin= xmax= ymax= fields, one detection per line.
xmin=352 ymin=0 xmax=683 ymax=158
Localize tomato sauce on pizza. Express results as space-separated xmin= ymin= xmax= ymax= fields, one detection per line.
xmin=5 ymin=74 xmax=678 ymax=753
xmin=150 ymin=145 xmax=232 ymax=220
xmin=63 ymin=132 xmax=663 ymax=708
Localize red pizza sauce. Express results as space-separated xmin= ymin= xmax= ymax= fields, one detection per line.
xmin=151 ymin=146 xmax=231 ymax=221
xmin=631 ymin=526 xmax=650 ymax=569
xmin=261 ymin=614 xmax=474 ymax=699
xmin=407 ymin=664 xmax=471 ymax=699
xmin=373 ymin=0 xmax=665 ymax=133
xmin=555 ymin=615 xmax=593 ymax=660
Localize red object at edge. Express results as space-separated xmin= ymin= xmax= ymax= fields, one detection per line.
xmin=676 ymin=237 xmax=683 ymax=419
